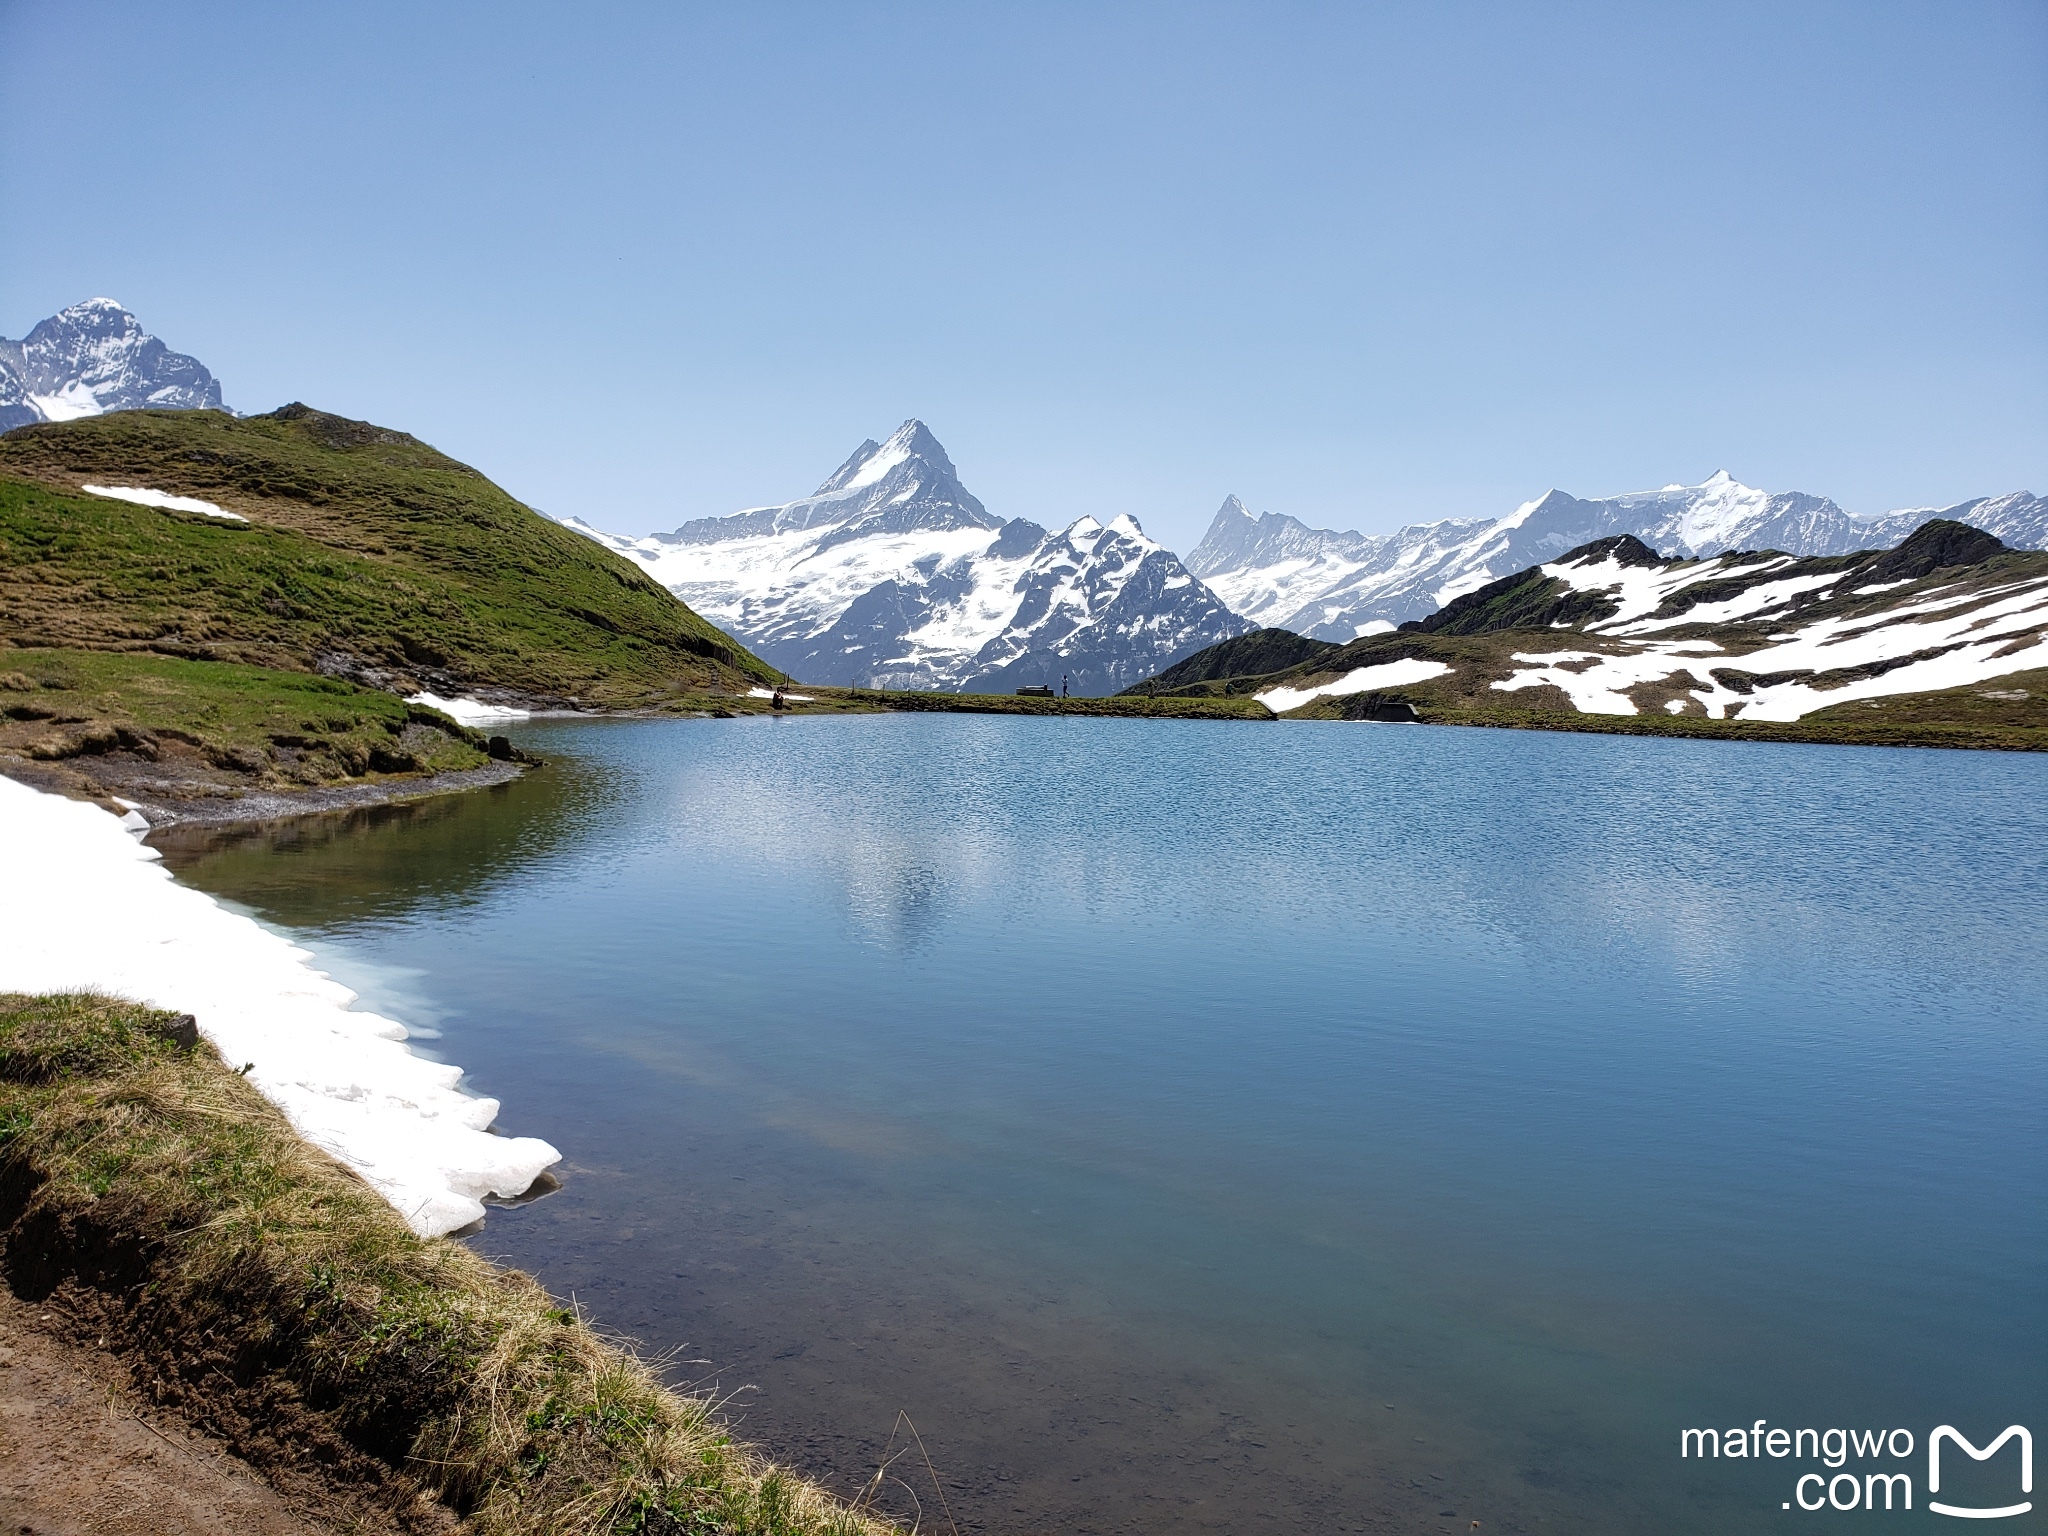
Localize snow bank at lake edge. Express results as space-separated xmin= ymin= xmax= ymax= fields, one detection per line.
xmin=0 ymin=776 xmax=558 ymax=1237
xmin=406 ymin=691 xmax=532 ymax=727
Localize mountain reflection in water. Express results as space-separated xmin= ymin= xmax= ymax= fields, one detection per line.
xmin=159 ymin=714 xmax=2048 ymax=1535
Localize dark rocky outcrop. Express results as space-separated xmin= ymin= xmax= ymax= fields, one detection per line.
xmin=1859 ymin=519 xmax=2006 ymax=583
xmin=1335 ymin=693 xmax=1420 ymax=722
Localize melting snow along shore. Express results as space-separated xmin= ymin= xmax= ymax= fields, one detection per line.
xmin=0 ymin=775 xmax=558 ymax=1237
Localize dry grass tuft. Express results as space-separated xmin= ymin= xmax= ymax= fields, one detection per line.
xmin=0 ymin=991 xmax=903 ymax=1536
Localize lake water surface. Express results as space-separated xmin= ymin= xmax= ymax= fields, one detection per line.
xmin=158 ymin=716 xmax=2048 ymax=1534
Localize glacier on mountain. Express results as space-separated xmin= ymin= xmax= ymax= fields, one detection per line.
xmin=0 ymin=298 xmax=227 ymax=432
xmin=561 ymin=421 xmax=1251 ymax=695
xmin=1188 ymin=473 xmax=2048 ymax=638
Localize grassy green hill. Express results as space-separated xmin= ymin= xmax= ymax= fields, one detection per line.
xmin=0 ymin=405 xmax=792 ymax=803
xmin=0 ymin=404 xmax=779 ymax=707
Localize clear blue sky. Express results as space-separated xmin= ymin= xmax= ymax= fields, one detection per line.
xmin=3 ymin=2 xmax=2044 ymax=548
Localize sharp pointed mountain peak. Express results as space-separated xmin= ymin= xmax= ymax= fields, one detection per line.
xmin=564 ymin=426 xmax=1250 ymax=695
xmin=1217 ymin=494 xmax=1251 ymax=518
xmin=886 ymin=418 xmax=954 ymax=470
xmin=814 ymin=418 xmax=958 ymax=495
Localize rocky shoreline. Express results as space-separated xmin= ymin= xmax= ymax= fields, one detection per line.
xmin=0 ymin=753 xmax=532 ymax=828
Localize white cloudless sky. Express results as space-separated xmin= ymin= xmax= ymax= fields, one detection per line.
xmin=2 ymin=1 xmax=2044 ymax=549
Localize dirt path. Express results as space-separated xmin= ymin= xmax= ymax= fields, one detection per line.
xmin=0 ymin=1290 xmax=394 ymax=1536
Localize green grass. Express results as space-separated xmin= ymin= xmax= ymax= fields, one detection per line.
xmin=0 ymin=405 xmax=780 ymax=708
xmin=0 ymin=991 xmax=900 ymax=1536
xmin=1121 ymin=628 xmax=1341 ymax=694
xmin=0 ymin=646 xmax=495 ymax=785
xmin=1351 ymin=699 xmax=2048 ymax=752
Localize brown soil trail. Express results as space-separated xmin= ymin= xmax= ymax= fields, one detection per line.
xmin=0 ymin=1289 xmax=408 ymax=1536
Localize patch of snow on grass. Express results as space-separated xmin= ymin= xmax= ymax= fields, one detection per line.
xmin=406 ymin=692 xmax=531 ymax=727
xmin=1602 ymin=569 xmax=1843 ymax=635
xmin=746 ymin=687 xmax=816 ymax=702
xmin=1491 ymin=643 xmax=1723 ymax=715
xmin=82 ymin=484 xmax=247 ymax=521
xmin=1491 ymin=576 xmax=2048 ymax=720
xmin=0 ymin=777 xmax=559 ymax=1236
xmin=1543 ymin=552 xmax=1736 ymax=627
xmin=1256 ymin=656 xmax=1452 ymax=715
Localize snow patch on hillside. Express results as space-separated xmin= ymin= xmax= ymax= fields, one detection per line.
xmin=82 ymin=483 xmax=246 ymax=521
xmin=406 ymin=692 xmax=530 ymax=726
xmin=1492 ymin=574 xmax=2048 ymax=720
xmin=1256 ymin=657 xmax=1452 ymax=715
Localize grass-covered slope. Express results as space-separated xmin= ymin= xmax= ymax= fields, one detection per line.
xmin=1132 ymin=627 xmax=1341 ymax=690
xmin=1 ymin=648 xmax=500 ymax=790
xmin=0 ymin=991 xmax=895 ymax=1536
xmin=0 ymin=405 xmax=780 ymax=708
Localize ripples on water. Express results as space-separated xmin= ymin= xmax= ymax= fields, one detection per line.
xmin=158 ymin=715 xmax=2048 ymax=1534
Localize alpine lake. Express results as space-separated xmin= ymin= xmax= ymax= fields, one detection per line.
xmin=155 ymin=713 xmax=2048 ymax=1535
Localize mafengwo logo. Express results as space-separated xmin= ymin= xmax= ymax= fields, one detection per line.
xmin=1680 ymin=1420 xmax=2033 ymax=1516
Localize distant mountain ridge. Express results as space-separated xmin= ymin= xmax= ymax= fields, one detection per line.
xmin=1129 ymin=518 xmax=2048 ymax=749
xmin=0 ymin=298 xmax=227 ymax=431
xmin=1189 ymin=473 xmax=2048 ymax=639
xmin=563 ymin=420 xmax=1250 ymax=695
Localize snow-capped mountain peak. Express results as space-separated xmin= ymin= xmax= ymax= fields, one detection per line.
xmin=1187 ymin=472 xmax=2047 ymax=639
xmin=819 ymin=418 xmax=958 ymax=494
xmin=562 ymin=423 xmax=1248 ymax=694
xmin=0 ymin=298 xmax=228 ymax=431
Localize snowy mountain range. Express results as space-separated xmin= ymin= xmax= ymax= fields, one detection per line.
xmin=1188 ymin=475 xmax=2048 ymax=639
xmin=561 ymin=421 xmax=1250 ymax=694
xmin=1166 ymin=518 xmax=2048 ymax=733
xmin=0 ymin=299 xmax=228 ymax=432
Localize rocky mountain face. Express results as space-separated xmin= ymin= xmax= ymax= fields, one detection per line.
xmin=562 ymin=421 xmax=1250 ymax=695
xmin=0 ymin=299 xmax=227 ymax=432
xmin=1865 ymin=490 xmax=2048 ymax=551
xmin=1188 ymin=473 xmax=2048 ymax=639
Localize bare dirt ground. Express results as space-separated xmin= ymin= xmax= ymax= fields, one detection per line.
xmin=0 ymin=1289 xmax=404 ymax=1536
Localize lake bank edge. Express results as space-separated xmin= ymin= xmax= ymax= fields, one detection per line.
xmin=0 ymin=991 xmax=901 ymax=1536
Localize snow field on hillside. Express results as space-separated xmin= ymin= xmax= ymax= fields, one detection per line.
xmin=82 ymin=483 xmax=247 ymax=521
xmin=1492 ymin=574 xmax=2048 ymax=720
xmin=1255 ymin=657 xmax=1454 ymax=715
